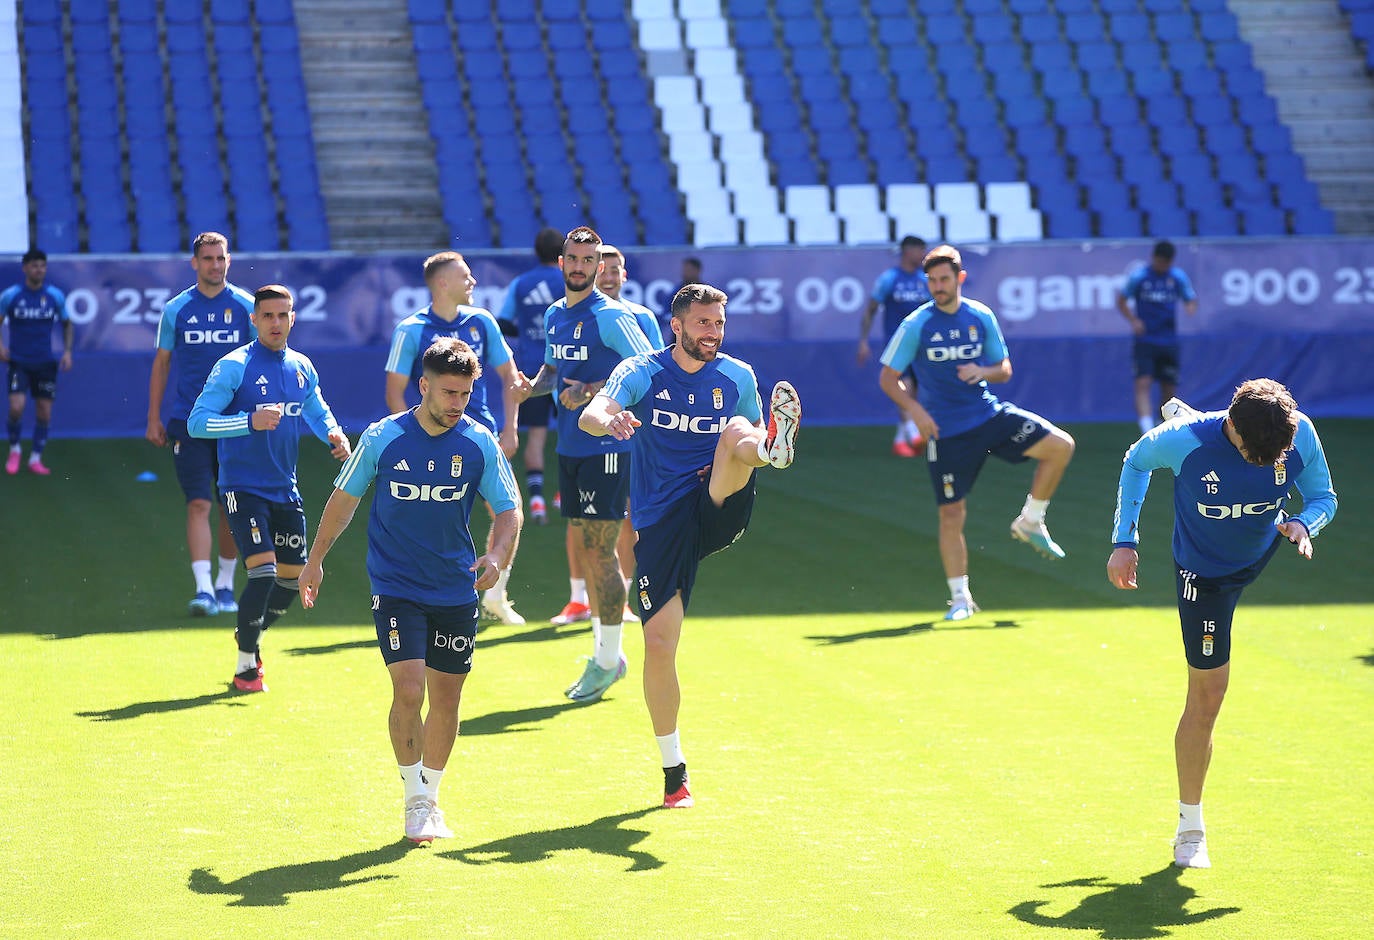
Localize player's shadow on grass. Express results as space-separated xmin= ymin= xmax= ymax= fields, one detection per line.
xmin=1358 ymin=650 xmax=1374 ymax=667
xmin=188 ymin=839 xmax=417 ymax=907
xmin=282 ymin=638 xmax=375 ymax=657
xmin=76 ymin=688 xmax=249 ymax=721
xmin=460 ymin=701 xmax=586 ymax=735
xmin=1008 ymin=865 xmax=1240 ymax=939
xmin=440 ymin=808 xmax=662 ymax=872
xmin=807 ymin=619 xmax=1021 ymax=645
xmin=476 ymin=622 xmax=588 ymax=648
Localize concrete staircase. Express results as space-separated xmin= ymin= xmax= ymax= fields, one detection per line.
xmin=1231 ymin=0 xmax=1374 ymax=234
xmin=290 ymin=0 xmax=448 ymax=251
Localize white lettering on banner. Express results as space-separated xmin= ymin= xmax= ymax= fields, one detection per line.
xmin=793 ymin=276 xmax=866 ymax=315
xmin=550 ymin=344 xmax=588 ymax=360
xmin=283 ymin=285 xmax=328 ymax=321
xmin=64 ymin=288 xmax=99 ymax=325
xmin=722 ymin=278 xmax=785 ymax=315
xmin=389 ymin=481 xmax=469 ymax=501
xmin=997 ymin=275 xmax=1122 ymax=322
xmin=650 ymin=410 xmax=726 ymax=433
xmin=111 ymin=287 xmax=174 ymax=325
xmin=638 ymin=278 xmax=677 ymax=314
xmin=256 ymin=402 xmax=304 ymax=416
xmin=1195 ymin=499 xmax=1284 ymax=519
xmin=390 ymin=287 xmax=429 ymax=321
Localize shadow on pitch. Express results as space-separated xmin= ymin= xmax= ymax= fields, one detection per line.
xmin=281 ymin=638 xmax=375 ymax=657
xmin=1008 ymin=865 xmax=1240 ymax=938
xmin=76 ymin=687 xmax=250 ymax=721
xmin=1358 ymin=650 xmax=1374 ymax=668
xmin=460 ymin=700 xmax=587 ymax=735
xmin=476 ymin=621 xmax=588 ymax=647
xmin=807 ymin=618 xmax=1021 ymax=645
xmin=439 ymin=807 xmax=662 ymax=872
xmin=188 ymin=839 xmax=418 ymax=907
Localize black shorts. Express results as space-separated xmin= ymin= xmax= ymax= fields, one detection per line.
xmin=373 ymin=594 xmax=479 ymax=674
xmin=925 ymin=404 xmax=1054 ymax=504
xmin=633 ymin=473 xmax=756 ymax=622
xmin=166 ymin=418 xmax=220 ymax=503
xmin=1175 ymin=537 xmax=1281 ymax=670
xmin=222 ymin=490 xmax=308 ymax=565
xmin=558 ymin=451 xmax=631 ymax=520
xmin=1133 ymin=341 xmax=1180 ymax=384
xmin=7 ymin=360 xmax=57 ymax=400
xmin=518 ymin=394 xmax=553 ymax=430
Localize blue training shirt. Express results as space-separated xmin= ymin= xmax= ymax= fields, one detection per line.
xmin=871 ymin=265 xmax=930 ymax=339
xmin=543 ymin=288 xmax=655 ymax=457
xmin=1112 ymin=411 xmax=1337 ymax=577
xmin=0 ymin=282 xmax=68 ymax=363
xmin=879 ymin=297 xmax=1009 ymax=438
xmin=334 ymin=409 xmax=520 ymax=606
xmin=1119 ymin=265 xmax=1196 ymax=344
xmin=155 ymin=284 xmax=257 ymax=422
xmin=385 ymin=305 xmax=513 ymax=433
xmin=498 ymin=265 xmax=564 ymax=374
xmin=622 ymin=298 xmax=667 ymax=350
xmin=601 ymin=348 xmax=763 ymax=530
xmin=187 ymin=341 xmax=342 ymax=503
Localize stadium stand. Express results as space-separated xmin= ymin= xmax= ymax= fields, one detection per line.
xmin=14 ymin=0 xmax=1340 ymax=251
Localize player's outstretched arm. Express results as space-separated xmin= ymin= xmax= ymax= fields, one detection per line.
xmin=300 ymin=488 xmax=362 ymax=608
xmin=1107 ymin=546 xmax=1139 ymax=589
xmin=579 ymin=394 xmax=640 ymax=441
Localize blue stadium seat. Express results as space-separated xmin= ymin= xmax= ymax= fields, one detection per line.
xmin=1189 ymin=95 xmax=1234 ymax=127
xmin=409 ymin=0 xmax=447 ymax=22
xmin=1120 ymin=41 xmax=1163 ymax=74
xmin=1290 ymin=205 xmax=1335 ymax=236
xmin=212 ymin=0 xmax=252 ymax=24
xmin=456 ymin=20 xmax=498 ymax=50
xmin=1002 ymin=95 xmax=1049 ymax=128
xmin=830 ymin=17 xmax=870 ymax=46
xmin=22 ymin=0 xmax=62 ymax=25
xmin=972 ymin=17 xmax=1014 ymax=44
xmin=1087 ymin=67 xmax=1130 ymax=97
xmin=166 ymin=25 xmax=207 ymax=53
xmin=1098 ymin=209 xmax=1143 ymax=239
xmin=1073 ymin=150 xmax=1118 ymax=179
xmin=1199 ymin=11 xmax=1240 ymax=42
xmin=1144 ymin=94 xmax=1190 ymax=127
xmin=70 ymin=0 xmax=111 ymax=22
xmin=1108 ymin=13 xmax=1151 ymax=43
xmin=1076 ymin=41 xmax=1117 ymax=72
xmin=1194 ymin=206 xmax=1239 ymax=236
xmin=1145 ymin=204 xmax=1192 ymax=236
xmin=1211 ymin=40 xmax=1253 ymax=73
xmin=1156 ymin=123 xmax=1203 ymax=157
xmin=1030 ymin=41 xmax=1075 ymax=75
xmin=1111 ymin=125 xmax=1153 ymax=158
xmin=1204 ymin=124 xmax=1249 ymax=157
xmin=877 ymin=15 xmax=919 ymax=45
xmin=1153 ymin=12 xmax=1195 ymax=43
xmin=1014 ymin=124 xmax=1059 ymax=158
xmin=1178 ymin=68 xmax=1224 ymax=100
xmin=1225 ymin=67 xmax=1267 ymax=98
xmin=1019 ymin=13 xmax=1061 ymax=44
xmin=1063 ymin=13 xmax=1106 ymax=44
xmin=1046 ymin=207 xmax=1092 ymax=237
xmin=874 ymin=150 xmax=919 ymax=183
xmin=1167 ymin=39 xmax=1208 ymax=71
xmin=1248 ymin=120 xmax=1293 ymax=156
xmin=1052 ymin=96 xmax=1097 ymax=126
xmin=1041 ymin=68 xmax=1085 ymax=100
xmin=1133 ymin=178 xmax=1180 ymax=208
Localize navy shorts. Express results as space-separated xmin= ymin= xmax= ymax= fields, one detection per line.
xmin=7 ymin=360 xmax=57 ymax=399
xmin=222 ymin=489 xmax=308 ymax=565
xmin=925 ymin=404 xmax=1054 ymax=505
xmin=166 ymin=418 xmax=220 ymax=503
xmin=373 ymin=594 xmax=479 ymax=674
xmin=558 ymin=451 xmax=631 ymax=520
xmin=633 ymin=473 xmax=756 ymax=622
xmin=1175 ymin=537 xmax=1281 ymax=670
xmin=518 ymin=394 xmax=553 ymax=430
xmin=1133 ymin=341 xmax=1180 ymax=384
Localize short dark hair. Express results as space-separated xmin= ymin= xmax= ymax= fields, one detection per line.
xmin=423 ymin=251 xmax=463 ymax=284
xmin=1228 ymin=378 xmax=1299 ymax=466
xmin=253 ymin=284 xmax=294 ymax=310
xmin=670 ymin=283 xmax=727 ymax=320
xmin=899 ymin=235 xmax=926 ymax=250
xmin=562 ymin=226 xmax=601 ymax=254
xmin=422 ymin=336 xmax=482 ymax=380
xmin=21 ymin=249 xmax=46 ymax=264
xmin=922 ymin=244 xmax=962 ymax=274
xmin=535 ymin=227 xmax=563 ymax=264
xmin=192 ymin=232 xmax=228 ymax=257
xmin=1152 ymin=240 xmax=1176 ymax=261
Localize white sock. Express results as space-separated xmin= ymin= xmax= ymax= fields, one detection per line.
xmin=904 ymin=419 xmax=921 ymax=442
xmin=590 ymin=616 xmax=601 ymax=648
xmin=1178 ymin=801 xmax=1204 ymax=833
xmin=1139 ymin=415 xmax=1154 ymax=435
xmin=946 ymin=575 xmax=970 ymax=602
xmin=215 ymin=557 xmax=237 ymax=591
xmin=191 ymin=560 xmax=214 ymax=595
xmin=893 ymin=423 xmax=906 ymax=444
xmin=570 ymin=578 xmax=588 ymax=605
xmin=656 ymin=730 xmax=685 ymax=768
xmin=421 ymin=764 xmax=444 ymax=802
xmin=595 ymin=622 xmax=623 ymax=669
xmin=1020 ymin=496 xmax=1049 ymax=524
xmin=236 ymin=649 xmax=259 ymax=674
xmin=399 ymin=761 xmax=426 ymax=802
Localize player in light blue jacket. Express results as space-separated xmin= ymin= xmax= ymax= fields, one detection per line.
xmin=189 ymin=285 xmax=351 ymax=693
xmin=1109 ymin=379 xmax=1337 ymax=870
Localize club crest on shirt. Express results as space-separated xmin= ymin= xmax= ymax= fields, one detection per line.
xmin=574 ymin=321 xmax=583 ymax=340
xmin=712 ymin=387 xmax=723 ymax=409
xmin=469 ymin=326 xmax=480 ymax=343
xmin=969 ymin=325 xmax=978 ymax=342
xmin=224 ymin=309 xmax=232 ymax=324
xmin=1274 ymin=461 xmax=1286 ymax=486
xmin=451 ymin=455 xmax=463 ymax=478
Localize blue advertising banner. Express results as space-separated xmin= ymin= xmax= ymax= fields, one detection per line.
xmin=2 ymin=237 xmax=1370 ymax=438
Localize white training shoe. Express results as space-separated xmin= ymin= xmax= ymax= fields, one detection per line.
xmin=1161 ymin=397 xmax=1201 ymax=421
xmin=1173 ymin=830 xmax=1211 ymax=869
xmin=429 ymin=805 xmax=454 ymax=839
xmin=945 ymin=597 xmax=981 ymax=621
xmin=481 ymin=595 xmax=526 ymax=625
xmin=405 ymin=796 xmax=436 ymax=843
xmin=1010 ymin=515 xmax=1066 ymax=560
xmin=762 ymin=381 xmax=801 ymax=469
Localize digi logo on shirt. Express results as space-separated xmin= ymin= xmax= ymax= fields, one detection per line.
xmin=550 ymin=343 xmax=588 ymax=360
xmin=650 ymin=410 xmax=726 ymax=434
xmin=926 ymin=343 xmax=983 ymax=362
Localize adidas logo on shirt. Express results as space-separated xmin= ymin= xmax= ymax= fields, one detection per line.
xmin=656 ymin=389 xmax=671 ymax=401
xmin=522 ymin=281 xmax=556 ymax=306
xmin=187 ymin=315 xmax=199 ymax=324
xmin=1202 ymin=471 xmax=1220 ymax=482
xmin=393 ymin=459 xmax=411 ymax=471
xmin=255 ymin=375 xmax=269 ymax=386
xmin=931 ymin=331 xmax=943 ymax=341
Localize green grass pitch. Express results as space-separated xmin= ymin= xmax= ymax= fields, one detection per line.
xmin=2 ymin=423 xmax=1370 ymax=938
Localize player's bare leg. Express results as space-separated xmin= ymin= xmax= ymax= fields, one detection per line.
xmin=1174 ymin=663 xmax=1228 ymax=868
